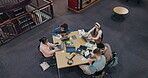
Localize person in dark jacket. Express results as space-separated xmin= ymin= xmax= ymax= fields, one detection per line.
xmin=52 ymin=23 xmax=71 ymax=37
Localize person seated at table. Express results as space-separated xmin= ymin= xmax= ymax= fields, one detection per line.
xmin=52 ymin=23 xmax=71 ymax=37
xmin=39 ymin=37 xmax=60 ymax=60
xmin=87 ymin=22 xmax=103 ymax=44
xmin=97 ymin=42 xmax=112 ymax=63
xmin=79 ymin=48 xmax=106 ymax=75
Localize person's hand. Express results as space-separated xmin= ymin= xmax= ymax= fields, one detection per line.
xmin=55 ymin=48 xmax=60 ymax=51
xmin=56 ymin=35 xmax=61 ymax=37
xmin=88 ymin=37 xmax=93 ymax=40
xmin=63 ymin=33 xmax=66 ymax=35
xmin=54 ymin=44 xmax=58 ymax=47
xmin=95 ymin=25 xmax=98 ymax=28
xmin=88 ymin=58 xmax=92 ymax=64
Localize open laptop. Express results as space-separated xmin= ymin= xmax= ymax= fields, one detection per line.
xmin=82 ymin=35 xmax=92 ymax=42
xmin=75 ymin=45 xmax=87 ymax=54
xmin=83 ymin=50 xmax=91 ymax=59
xmin=60 ymin=37 xmax=70 ymax=41
xmin=56 ymin=44 xmax=64 ymax=50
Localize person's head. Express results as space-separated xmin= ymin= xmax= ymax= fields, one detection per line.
xmin=95 ymin=22 xmax=101 ymax=29
xmin=60 ymin=23 xmax=68 ymax=31
xmin=39 ymin=37 xmax=48 ymax=44
xmin=93 ymin=48 xmax=101 ymax=56
xmin=97 ymin=42 xmax=105 ymax=50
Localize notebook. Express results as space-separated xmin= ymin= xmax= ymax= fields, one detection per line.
xmin=65 ymin=41 xmax=74 ymax=47
xmin=66 ymin=47 xmax=76 ymax=53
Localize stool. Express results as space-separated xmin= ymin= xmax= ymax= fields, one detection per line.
xmin=111 ymin=7 xmax=129 ymax=22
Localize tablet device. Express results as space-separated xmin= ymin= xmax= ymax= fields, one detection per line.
xmin=83 ymin=50 xmax=91 ymax=59
xmin=72 ymin=35 xmax=77 ymax=39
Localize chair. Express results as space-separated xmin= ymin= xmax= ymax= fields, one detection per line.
xmin=38 ymin=45 xmax=56 ymax=66
xmin=92 ymin=52 xmax=117 ymax=78
xmin=38 ymin=45 xmax=47 ymax=62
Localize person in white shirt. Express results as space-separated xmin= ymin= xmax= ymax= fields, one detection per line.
xmin=87 ymin=22 xmax=103 ymax=44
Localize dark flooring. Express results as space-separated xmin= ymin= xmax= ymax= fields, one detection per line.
xmin=0 ymin=0 xmax=148 ymax=78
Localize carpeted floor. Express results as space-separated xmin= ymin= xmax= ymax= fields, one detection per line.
xmin=0 ymin=0 xmax=148 ymax=78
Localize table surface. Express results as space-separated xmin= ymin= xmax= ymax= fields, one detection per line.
xmin=113 ymin=7 xmax=129 ymax=15
xmin=52 ymin=31 xmax=96 ymax=69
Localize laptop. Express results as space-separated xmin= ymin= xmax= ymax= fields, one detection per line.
xmin=56 ymin=44 xmax=64 ymax=50
xmin=75 ymin=45 xmax=87 ymax=54
xmin=66 ymin=47 xmax=76 ymax=53
xmin=83 ymin=50 xmax=91 ymax=59
xmin=60 ymin=37 xmax=70 ymax=41
xmin=78 ymin=29 xmax=85 ymax=36
xmin=82 ymin=35 xmax=92 ymax=42
xmin=79 ymin=45 xmax=87 ymax=50
xmin=75 ymin=48 xmax=83 ymax=54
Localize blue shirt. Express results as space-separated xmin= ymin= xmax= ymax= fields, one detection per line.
xmin=51 ymin=26 xmax=71 ymax=36
xmin=89 ymin=55 xmax=106 ymax=74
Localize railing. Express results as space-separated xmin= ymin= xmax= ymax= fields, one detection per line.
xmin=0 ymin=0 xmax=54 ymax=46
xmin=0 ymin=0 xmax=32 ymax=12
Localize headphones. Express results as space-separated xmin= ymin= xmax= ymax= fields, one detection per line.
xmin=67 ymin=59 xmax=74 ymax=65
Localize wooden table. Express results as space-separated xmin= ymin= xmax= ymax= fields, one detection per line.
xmin=113 ymin=7 xmax=129 ymax=15
xmin=52 ymin=31 xmax=96 ymax=69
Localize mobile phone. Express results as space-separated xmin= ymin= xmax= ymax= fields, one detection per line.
xmin=54 ymin=42 xmax=59 ymax=44
xmin=72 ymin=35 xmax=77 ymax=39
xmin=89 ymin=41 xmax=95 ymax=44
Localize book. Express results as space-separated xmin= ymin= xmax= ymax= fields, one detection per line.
xmin=65 ymin=41 xmax=74 ymax=47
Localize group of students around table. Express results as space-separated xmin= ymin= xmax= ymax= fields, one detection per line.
xmin=39 ymin=22 xmax=113 ymax=75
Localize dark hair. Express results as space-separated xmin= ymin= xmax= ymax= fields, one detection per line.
xmin=39 ymin=37 xmax=47 ymax=44
xmin=61 ymin=23 xmax=68 ymax=30
xmin=93 ymin=48 xmax=101 ymax=55
xmin=93 ymin=27 xmax=102 ymax=35
xmin=97 ymin=42 xmax=105 ymax=48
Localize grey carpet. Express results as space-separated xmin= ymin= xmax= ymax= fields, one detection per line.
xmin=0 ymin=0 xmax=148 ymax=78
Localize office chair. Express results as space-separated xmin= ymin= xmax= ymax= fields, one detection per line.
xmin=38 ymin=45 xmax=47 ymax=62
xmin=92 ymin=52 xmax=117 ymax=78
xmin=38 ymin=45 xmax=56 ymax=66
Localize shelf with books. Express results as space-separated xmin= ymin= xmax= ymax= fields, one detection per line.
xmin=68 ymin=0 xmax=100 ymax=13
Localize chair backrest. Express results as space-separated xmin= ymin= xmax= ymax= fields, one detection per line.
xmin=93 ymin=52 xmax=118 ymax=77
xmin=105 ymin=51 xmax=118 ymax=69
xmin=38 ymin=45 xmax=45 ymax=58
xmin=101 ymin=32 xmax=103 ymax=41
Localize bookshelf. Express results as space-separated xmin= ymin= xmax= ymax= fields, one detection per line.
xmin=68 ymin=0 xmax=100 ymax=13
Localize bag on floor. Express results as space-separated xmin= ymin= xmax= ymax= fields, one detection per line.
xmin=40 ymin=62 xmax=50 ymax=71
xmin=108 ymin=56 xmax=118 ymax=67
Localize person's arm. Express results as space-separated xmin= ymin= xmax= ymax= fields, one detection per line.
xmin=92 ymin=30 xmax=102 ymax=40
xmin=44 ymin=48 xmax=56 ymax=55
xmin=104 ymin=43 xmax=112 ymax=52
xmin=51 ymin=27 xmax=60 ymax=36
xmin=47 ymin=42 xmax=56 ymax=47
xmin=88 ymin=27 xmax=95 ymax=34
xmin=89 ymin=64 xmax=97 ymax=74
xmin=40 ymin=47 xmax=56 ymax=57
xmin=65 ymin=29 xmax=71 ymax=35
xmin=104 ymin=43 xmax=113 ymax=62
